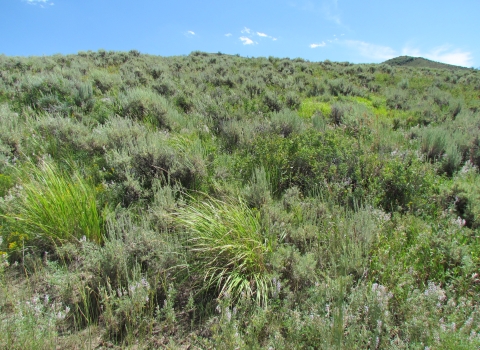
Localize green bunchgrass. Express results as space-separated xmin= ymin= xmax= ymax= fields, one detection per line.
xmin=3 ymin=160 xmax=102 ymax=248
xmin=177 ymin=196 xmax=273 ymax=305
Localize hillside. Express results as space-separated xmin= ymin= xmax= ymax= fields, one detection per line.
xmin=0 ymin=50 xmax=480 ymax=348
xmin=384 ymin=55 xmax=471 ymax=70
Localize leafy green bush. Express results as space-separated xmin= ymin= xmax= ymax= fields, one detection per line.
xmin=376 ymin=156 xmax=433 ymax=212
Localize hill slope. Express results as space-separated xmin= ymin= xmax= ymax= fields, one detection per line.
xmin=384 ymin=55 xmax=471 ymax=70
xmin=0 ymin=51 xmax=480 ymax=348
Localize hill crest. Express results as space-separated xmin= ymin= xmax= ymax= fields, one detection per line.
xmin=383 ymin=55 xmax=470 ymax=70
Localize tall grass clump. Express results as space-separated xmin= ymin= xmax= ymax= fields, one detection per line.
xmin=177 ymin=196 xmax=273 ymax=305
xmin=3 ymin=160 xmax=102 ymax=248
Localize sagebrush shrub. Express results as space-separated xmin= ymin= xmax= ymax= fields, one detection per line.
xmin=119 ymin=87 xmax=170 ymax=128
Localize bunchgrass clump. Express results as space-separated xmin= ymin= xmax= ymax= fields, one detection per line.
xmin=3 ymin=160 xmax=102 ymax=249
xmin=177 ymin=196 xmax=273 ymax=305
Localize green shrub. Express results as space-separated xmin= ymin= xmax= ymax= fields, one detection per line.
xmin=104 ymin=130 xmax=206 ymax=205
xmin=152 ymin=78 xmax=176 ymax=97
xmin=398 ymin=78 xmax=409 ymax=89
xmin=441 ymin=144 xmax=463 ymax=176
xmin=284 ymin=91 xmax=300 ymax=109
xmin=174 ymin=93 xmax=193 ymax=113
xmin=263 ymin=91 xmax=283 ymax=112
xmin=330 ymin=103 xmax=345 ymax=125
xmin=444 ymin=167 xmax=480 ymax=229
xmin=244 ymin=79 xmax=264 ymax=99
xmin=0 ymin=104 xmax=25 ymax=162
xmin=72 ymin=82 xmax=95 ymax=112
xmin=421 ymin=128 xmax=447 ymax=161
xmin=470 ymin=135 xmax=480 ymax=167
xmin=374 ymin=155 xmax=434 ymax=213
xmin=386 ymin=87 xmax=409 ymax=110
xmin=119 ymin=87 xmax=170 ymax=128
xmin=89 ymin=69 xmax=122 ymax=93
xmin=328 ymin=78 xmax=359 ymax=96
xmin=306 ymin=81 xmax=326 ymax=97
xmin=431 ymin=87 xmax=452 ymax=109
xmin=270 ymin=109 xmax=304 ymax=137
xmin=311 ymin=111 xmax=327 ymax=131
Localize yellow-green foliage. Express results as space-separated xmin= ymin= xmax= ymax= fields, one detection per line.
xmin=350 ymin=96 xmax=389 ymax=117
xmin=0 ymin=174 xmax=13 ymax=197
xmin=298 ymin=98 xmax=331 ymax=118
xmin=2 ymin=161 xmax=102 ymax=246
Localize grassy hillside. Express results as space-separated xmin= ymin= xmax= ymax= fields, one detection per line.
xmin=384 ymin=55 xmax=472 ymax=70
xmin=1 ymin=50 xmax=480 ymax=349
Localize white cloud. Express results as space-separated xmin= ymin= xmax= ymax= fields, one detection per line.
xmin=240 ymin=37 xmax=255 ymax=45
xmin=225 ymin=33 xmax=232 ymax=37
xmin=402 ymin=45 xmax=473 ymax=67
xmin=237 ymin=28 xmax=277 ymax=44
xmin=187 ymin=31 xmax=195 ymax=35
xmin=24 ymin=0 xmax=54 ymax=6
xmin=255 ymin=31 xmax=277 ymax=41
xmin=310 ymin=42 xmax=326 ymax=48
xmin=344 ymin=40 xmax=396 ymax=61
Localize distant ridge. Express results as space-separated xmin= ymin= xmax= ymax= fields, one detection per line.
xmin=383 ymin=56 xmax=470 ymax=70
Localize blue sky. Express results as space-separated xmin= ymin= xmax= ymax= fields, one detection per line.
xmin=1 ymin=0 xmax=479 ymax=67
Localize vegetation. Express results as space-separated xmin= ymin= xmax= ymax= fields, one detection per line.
xmin=0 ymin=50 xmax=479 ymax=348
xmin=384 ymin=55 xmax=472 ymax=70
